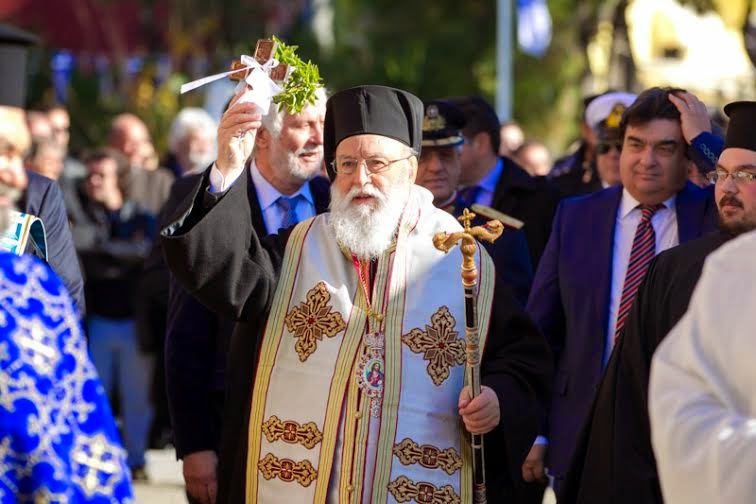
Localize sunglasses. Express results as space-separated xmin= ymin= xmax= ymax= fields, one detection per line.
xmin=596 ymin=142 xmax=622 ymax=154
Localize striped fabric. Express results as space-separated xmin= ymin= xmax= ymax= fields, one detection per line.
xmin=614 ymin=204 xmax=664 ymax=340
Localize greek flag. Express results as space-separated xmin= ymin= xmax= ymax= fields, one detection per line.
xmin=517 ymin=0 xmax=552 ymax=57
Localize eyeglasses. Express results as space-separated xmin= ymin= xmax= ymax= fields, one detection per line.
xmin=705 ymin=169 xmax=756 ymax=185
xmin=331 ymin=155 xmax=414 ymax=175
xmin=596 ymin=142 xmax=622 ymax=154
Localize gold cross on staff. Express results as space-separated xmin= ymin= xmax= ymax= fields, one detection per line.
xmin=229 ymin=39 xmax=289 ymax=82
xmin=433 ymin=208 xmax=504 ymax=287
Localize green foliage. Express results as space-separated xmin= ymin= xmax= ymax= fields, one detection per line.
xmin=271 ymin=36 xmax=324 ymax=114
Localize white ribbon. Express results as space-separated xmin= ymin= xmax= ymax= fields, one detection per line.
xmin=180 ymin=54 xmax=287 ymax=114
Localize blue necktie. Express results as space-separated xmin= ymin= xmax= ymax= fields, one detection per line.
xmin=276 ymin=195 xmax=303 ymax=229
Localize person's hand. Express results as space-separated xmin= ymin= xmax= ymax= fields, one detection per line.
xmin=183 ymin=450 xmax=218 ymax=504
xmin=668 ymin=92 xmax=711 ymax=144
xmin=216 ymin=90 xmax=263 ymax=176
xmin=522 ymin=443 xmax=548 ymax=483
xmin=458 ymin=385 xmax=500 ymax=434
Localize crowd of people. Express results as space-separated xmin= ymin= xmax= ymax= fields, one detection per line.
xmin=2 ymin=22 xmax=756 ymax=504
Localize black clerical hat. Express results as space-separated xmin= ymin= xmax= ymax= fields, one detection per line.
xmin=723 ymin=101 xmax=756 ymax=152
xmin=422 ymin=100 xmax=465 ymax=147
xmin=0 ymin=24 xmax=38 ymax=108
xmin=324 ymin=85 xmax=424 ymax=179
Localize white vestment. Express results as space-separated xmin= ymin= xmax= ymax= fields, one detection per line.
xmin=649 ymin=229 xmax=756 ymax=504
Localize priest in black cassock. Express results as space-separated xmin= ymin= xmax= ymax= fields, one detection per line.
xmin=560 ymin=100 xmax=756 ymax=504
xmin=161 ymin=85 xmax=552 ymax=503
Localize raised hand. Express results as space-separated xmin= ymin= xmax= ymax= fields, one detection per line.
xmin=668 ymin=92 xmax=712 ymax=144
xmin=216 ymin=90 xmax=263 ymax=176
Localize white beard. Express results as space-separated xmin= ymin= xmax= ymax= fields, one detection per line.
xmin=329 ymin=179 xmax=410 ymax=260
xmin=272 ymin=144 xmax=323 ymax=183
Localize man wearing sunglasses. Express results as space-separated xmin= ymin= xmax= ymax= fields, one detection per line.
xmin=524 ymin=87 xmax=721 ymax=495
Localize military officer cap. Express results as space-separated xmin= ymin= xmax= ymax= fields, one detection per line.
xmin=585 ymin=92 xmax=637 ymax=131
xmin=421 ymin=100 xmax=466 ymax=148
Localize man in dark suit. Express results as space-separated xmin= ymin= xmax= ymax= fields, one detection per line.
xmin=415 ymin=99 xmax=533 ymax=306
xmin=446 ymin=96 xmax=560 ymax=269
xmin=0 ymin=24 xmax=85 ymax=313
xmin=524 ymin=87 xmax=720 ymax=494
xmin=164 ymin=87 xmax=330 ymax=504
xmin=560 ymin=100 xmax=756 ymax=504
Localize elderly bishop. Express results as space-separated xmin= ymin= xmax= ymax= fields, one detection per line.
xmin=162 ymin=85 xmax=552 ymax=503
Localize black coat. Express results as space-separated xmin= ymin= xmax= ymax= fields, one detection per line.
xmin=162 ymin=171 xmax=331 ymax=458
xmin=490 ymin=158 xmax=560 ymax=269
xmin=21 ymin=171 xmax=85 ymax=314
xmin=560 ymin=231 xmax=731 ymax=504
xmin=161 ymin=172 xmax=553 ymax=503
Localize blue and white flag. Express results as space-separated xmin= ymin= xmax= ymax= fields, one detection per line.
xmin=517 ymin=0 xmax=552 ymax=57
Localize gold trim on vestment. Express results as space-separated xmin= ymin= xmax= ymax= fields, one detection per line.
xmin=284 ymin=281 xmax=347 ymax=362
xmin=246 ymin=219 xmax=312 ymax=503
xmin=369 ymin=204 xmax=415 ymax=502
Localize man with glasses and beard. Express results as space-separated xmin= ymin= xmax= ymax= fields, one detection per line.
xmin=648 ymin=101 xmax=756 ymax=504
xmin=561 ymin=99 xmax=756 ymax=503
xmin=161 ymin=85 xmax=552 ymax=503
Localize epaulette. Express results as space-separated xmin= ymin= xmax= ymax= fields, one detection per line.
xmin=471 ymin=204 xmax=524 ymax=230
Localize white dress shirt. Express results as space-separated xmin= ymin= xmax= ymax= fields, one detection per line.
xmin=209 ymin=160 xmax=315 ymax=233
xmin=605 ymin=189 xmax=678 ymax=363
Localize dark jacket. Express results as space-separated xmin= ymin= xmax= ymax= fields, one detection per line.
xmin=21 ymin=171 xmax=85 ymax=314
xmin=163 ymin=170 xmax=331 ymax=458
xmin=75 ymin=197 xmax=156 ymax=319
xmin=525 ymin=182 xmax=719 ymax=485
xmin=490 ymin=157 xmax=560 ymax=269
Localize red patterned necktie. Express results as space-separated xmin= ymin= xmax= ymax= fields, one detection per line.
xmin=614 ymin=204 xmax=664 ymax=341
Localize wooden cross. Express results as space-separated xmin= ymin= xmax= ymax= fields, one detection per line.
xmin=229 ymin=39 xmax=289 ymax=82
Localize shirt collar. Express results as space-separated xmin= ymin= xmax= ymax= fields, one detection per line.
xmin=249 ymin=159 xmax=314 ymax=211
xmin=619 ymin=188 xmax=676 ymax=219
xmin=477 ymin=158 xmax=504 ymax=194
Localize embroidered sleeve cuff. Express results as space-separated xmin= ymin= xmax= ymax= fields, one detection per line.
xmin=691 ymin=132 xmax=724 ymax=170
xmin=534 ymin=436 xmax=549 ymax=446
xmin=209 ymin=162 xmax=245 ymax=193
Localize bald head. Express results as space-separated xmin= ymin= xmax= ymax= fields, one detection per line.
xmin=108 ymin=113 xmax=151 ymax=167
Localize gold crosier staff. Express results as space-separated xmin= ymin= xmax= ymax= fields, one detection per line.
xmin=433 ymin=208 xmax=505 ymax=504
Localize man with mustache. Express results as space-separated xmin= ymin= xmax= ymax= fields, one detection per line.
xmin=524 ymin=87 xmax=720 ymax=494
xmin=415 ymin=99 xmax=533 ymax=305
xmin=163 ymin=88 xmax=330 ymax=503
xmin=648 ymin=100 xmax=756 ymax=504
xmin=162 ymin=85 xmax=552 ymax=503
xmin=560 ymin=100 xmax=756 ymax=503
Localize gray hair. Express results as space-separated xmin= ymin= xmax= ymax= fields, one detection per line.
xmin=167 ymin=108 xmax=217 ymax=153
xmin=260 ymin=86 xmax=328 ymax=139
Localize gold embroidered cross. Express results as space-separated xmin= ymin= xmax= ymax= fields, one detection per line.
xmin=285 ymin=282 xmax=347 ymax=362
xmin=258 ymin=453 xmax=317 ymax=487
xmin=388 ymin=476 xmax=460 ymax=504
xmin=402 ymin=306 xmax=465 ymax=386
xmin=392 ymin=438 xmax=463 ymax=475
xmin=262 ymin=415 xmax=323 ymax=449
